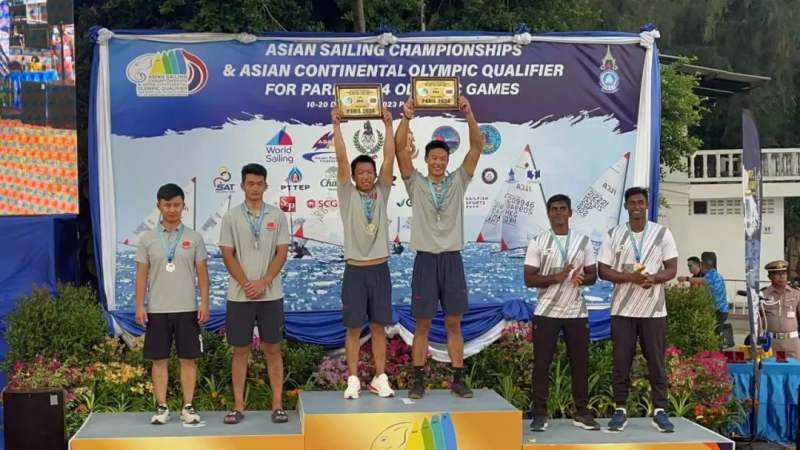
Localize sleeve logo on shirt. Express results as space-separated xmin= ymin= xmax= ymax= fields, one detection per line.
xmin=181 ymin=239 xmax=192 ymax=249
xmin=265 ymin=221 xmax=276 ymax=231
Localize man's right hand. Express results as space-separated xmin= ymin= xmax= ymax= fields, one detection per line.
xmin=331 ymin=106 xmax=342 ymax=125
xmin=627 ymin=271 xmax=649 ymax=285
xmin=402 ymin=96 xmax=415 ymax=120
xmin=557 ymin=264 xmax=575 ymax=283
xmin=135 ymin=305 xmax=148 ymax=327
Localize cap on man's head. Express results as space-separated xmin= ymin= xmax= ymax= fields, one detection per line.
xmin=765 ymin=260 xmax=788 ymax=273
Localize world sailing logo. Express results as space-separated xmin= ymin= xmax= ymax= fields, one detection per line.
xmin=126 ymin=48 xmax=208 ymax=97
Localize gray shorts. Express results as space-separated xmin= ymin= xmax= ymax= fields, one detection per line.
xmin=341 ymin=262 xmax=393 ymax=328
xmin=226 ymin=299 xmax=285 ymax=346
xmin=411 ymin=251 xmax=469 ymax=319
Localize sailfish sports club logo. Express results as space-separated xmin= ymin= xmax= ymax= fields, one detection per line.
xmin=598 ymin=45 xmax=620 ymax=94
xmin=126 ymin=48 xmax=208 ymax=97
xmin=370 ymin=412 xmax=458 ymax=450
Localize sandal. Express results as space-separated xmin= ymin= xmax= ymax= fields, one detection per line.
xmin=271 ymin=409 xmax=289 ymax=423
xmin=224 ymin=410 xmax=245 ymax=424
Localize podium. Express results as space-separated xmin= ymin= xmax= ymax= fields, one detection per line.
xmin=69 ymin=390 xmax=735 ymax=450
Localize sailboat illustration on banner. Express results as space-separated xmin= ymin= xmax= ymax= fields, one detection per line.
xmin=199 ymin=195 xmax=232 ymax=258
xmin=120 ymin=178 xmax=197 ymax=247
xmin=571 ymin=152 xmax=630 ymax=254
xmin=476 ymin=144 xmax=548 ymax=251
xmin=391 ymin=216 xmax=411 ymax=255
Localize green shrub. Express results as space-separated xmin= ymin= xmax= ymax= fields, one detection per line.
xmin=666 ymin=286 xmax=721 ymax=354
xmin=5 ymin=285 xmax=108 ymax=367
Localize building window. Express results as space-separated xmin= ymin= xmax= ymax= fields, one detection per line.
xmin=693 ymin=200 xmax=708 ymax=215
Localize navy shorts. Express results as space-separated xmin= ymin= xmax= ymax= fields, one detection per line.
xmin=341 ymin=262 xmax=394 ymax=328
xmin=143 ymin=311 xmax=202 ymax=360
xmin=226 ymin=299 xmax=285 ymax=346
xmin=411 ymin=251 xmax=469 ymax=319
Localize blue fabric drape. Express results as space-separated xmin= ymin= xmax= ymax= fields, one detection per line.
xmin=729 ymin=358 xmax=800 ymax=443
xmin=109 ymin=300 xmax=612 ymax=349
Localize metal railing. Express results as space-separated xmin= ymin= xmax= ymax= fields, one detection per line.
xmin=689 ymin=148 xmax=800 ymax=183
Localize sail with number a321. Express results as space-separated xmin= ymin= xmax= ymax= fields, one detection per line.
xmin=120 ymin=178 xmax=197 ymax=247
xmin=498 ymin=144 xmax=549 ymax=250
xmin=571 ymin=152 xmax=630 ymax=253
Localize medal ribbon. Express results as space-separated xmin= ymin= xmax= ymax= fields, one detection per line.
xmin=626 ymin=222 xmax=648 ymax=263
xmin=242 ymin=202 xmax=267 ymax=242
xmin=427 ymin=176 xmax=450 ymax=213
xmin=549 ymin=230 xmax=571 ymax=264
xmin=359 ymin=189 xmax=377 ymax=224
xmin=158 ymin=223 xmax=184 ymax=264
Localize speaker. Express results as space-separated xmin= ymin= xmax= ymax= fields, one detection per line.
xmin=47 ymin=0 xmax=74 ymax=25
xmin=46 ymin=84 xmax=76 ymax=129
xmin=21 ymin=81 xmax=46 ymax=126
xmin=3 ymin=389 xmax=67 ymax=450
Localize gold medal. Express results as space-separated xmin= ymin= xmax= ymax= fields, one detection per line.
xmin=366 ymin=223 xmax=378 ymax=235
xmin=633 ymin=262 xmax=645 ymax=273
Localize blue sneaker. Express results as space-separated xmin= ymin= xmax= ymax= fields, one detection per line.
xmin=652 ymin=410 xmax=675 ymax=433
xmin=607 ymin=408 xmax=627 ymax=431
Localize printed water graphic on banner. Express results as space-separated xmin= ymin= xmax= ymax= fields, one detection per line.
xmin=94 ymin=32 xmax=659 ymax=311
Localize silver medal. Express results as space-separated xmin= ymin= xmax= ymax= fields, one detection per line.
xmin=165 ymin=262 xmax=176 ymax=273
xmin=254 ymin=239 xmax=259 ymax=249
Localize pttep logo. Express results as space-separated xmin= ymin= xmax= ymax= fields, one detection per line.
xmin=281 ymin=167 xmax=310 ymax=192
xmin=279 ymin=196 xmax=296 ymax=212
xmin=212 ymin=166 xmax=236 ymax=193
xmin=371 ymin=413 xmax=457 ymax=450
xmin=126 ymin=48 xmax=208 ymax=97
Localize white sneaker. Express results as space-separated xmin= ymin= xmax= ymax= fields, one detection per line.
xmin=180 ymin=404 xmax=201 ymax=425
xmin=151 ymin=404 xmax=169 ymax=424
xmin=344 ymin=375 xmax=361 ymax=400
xmin=368 ymin=373 xmax=395 ymax=398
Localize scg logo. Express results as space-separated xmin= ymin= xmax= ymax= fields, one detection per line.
xmin=307 ymin=199 xmax=338 ymax=209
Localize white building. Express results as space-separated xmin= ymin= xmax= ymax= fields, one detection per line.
xmin=660 ymin=148 xmax=800 ymax=310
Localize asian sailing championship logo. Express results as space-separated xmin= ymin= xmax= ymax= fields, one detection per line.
xmin=126 ymin=48 xmax=208 ymax=97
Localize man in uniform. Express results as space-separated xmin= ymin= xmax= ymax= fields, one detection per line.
xmin=331 ymin=106 xmax=397 ymax=400
xmin=524 ymin=194 xmax=599 ymax=432
xmin=220 ymin=163 xmax=290 ymax=424
xmin=598 ymin=187 xmax=678 ymax=433
xmin=395 ymin=95 xmax=484 ymax=399
xmin=135 ymin=183 xmax=210 ymax=425
xmin=761 ymin=260 xmax=800 ymax=358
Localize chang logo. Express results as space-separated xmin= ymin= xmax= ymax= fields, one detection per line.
xmin=370 ymin=413 xmax=457 ymax=450
xmin=320 ymin=166 xmax=339 ymax=191
xmin=126 ymin=48 xmax=208 ymax=97
xmin=599 ymin=45 xmax=620 ymax=94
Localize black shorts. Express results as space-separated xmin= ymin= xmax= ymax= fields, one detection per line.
xmin=143 ymin=311 xmax=202 ymax=360
xmin=411 ymin=251 xmax=469 ymax=319
xmin=226 ymin=299 xmax=285 ymax=347
xmin=341 ymin=262 xmax=393 ymax=328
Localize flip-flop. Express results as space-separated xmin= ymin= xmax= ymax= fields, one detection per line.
xmin=224 ymin=410 xmax=244 ymax=424
xmin=271 ymin=409 xmax=289 ymax=423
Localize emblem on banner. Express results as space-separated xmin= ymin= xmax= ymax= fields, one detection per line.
xmin=599 ymin=45 xmax=620 ymax=94
xmin=353 ymin=122 xmax=384 ymax=156
xmin=482 ymin=168 xmax=497 ymax=184
xmin=302 ymin=131 xmax=337 ymax=163
xmin=320 ymin=166 xmax=338 ymax=191
xmin=281 ymin=167 xmax=310 ymax=192
xmin=431 ymin=126 xmax=460 ymax=153
xmin=479 ymin=125 xmax=501 ymax=155
xmin=126 ymin=48 xmax=208 ymax=97
xmin=279 ymin=196 xmax=296 ymax=212
xmin=266 ymin=127 xmax=294 ymax=164
xmin=212 ymin=166 xmax=236 ymax=193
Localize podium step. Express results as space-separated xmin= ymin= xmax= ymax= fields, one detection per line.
xmin=521 ymin=417 xmax=735 ymax=449
xmin=299 ymin=388 xmax=521 ymax=450
xmin=69 ymin=411 xmax=303 ymax=450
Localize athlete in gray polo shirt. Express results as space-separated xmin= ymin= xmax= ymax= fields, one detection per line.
xmin=135 ymin=183 xmax=209 ymax=425
xmin=395 ymin=95 xmax=484 ymax=399
xmin=220 ymin=163 xmax=290 ymax=424
xmin=332 ymin=106 xmax=397 ymax=400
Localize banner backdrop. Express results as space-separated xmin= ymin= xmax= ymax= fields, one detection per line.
xmin=90 ymin=29 xmax=661 ymax=329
